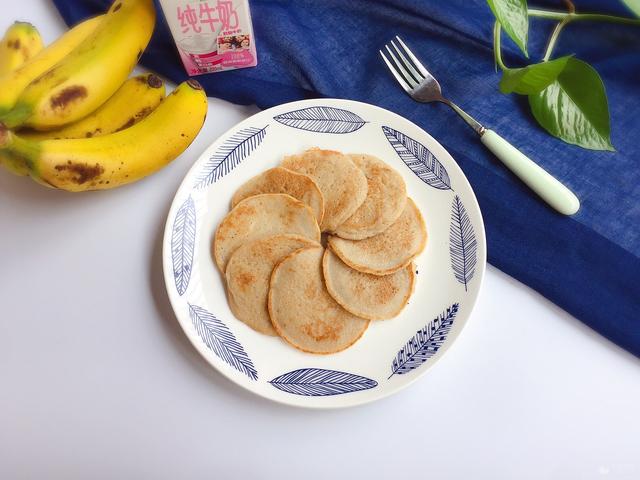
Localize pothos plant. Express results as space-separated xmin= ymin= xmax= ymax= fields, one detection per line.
xmin=488 ymin=0 xmax=640 ymax=151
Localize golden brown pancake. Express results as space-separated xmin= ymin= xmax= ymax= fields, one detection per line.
xmin=281 ymin=148 xmax=367 ymax=232
xmin=328 ymin=198 xmax=426 ymax=275
xmin=231 ymin=167 xmax=324 ymax=225
xmin=213 ymin=193 xmax=320 ymax=272
xmin=322 ymin=248 xmax=415 ymax=320
xmin=268 ymin=246 xmax=370 ymax=354
xmin=334 ymin=154 xmax=406 ymax=240
xmin=226 ymin=234 xmax=320 ymax=335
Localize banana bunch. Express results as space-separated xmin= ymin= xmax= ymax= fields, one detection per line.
xmin=0 ymin=22 xmax=44 ymax=75
xmin=21 ymin=73 xmax=166 ymax=141
xmin=0 ymin=0 xmax=208 ymax=191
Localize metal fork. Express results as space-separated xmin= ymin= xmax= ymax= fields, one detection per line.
xmin=380 ymin=36 xmax=580 ymax=216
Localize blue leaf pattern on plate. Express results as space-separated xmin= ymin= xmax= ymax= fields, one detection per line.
xmin=171 ymin=195 xmax=196 ymax=296
xmin=269 ymin=368 xmax=377 ymax=396
xmin=382 ymin=126 xmax=451 ymax=190
xmin=389 ymin=303 xmax=459 ymax=379
xmin=274 ymin=106 xmax=366 ymax=133
xmin=189 ymin=304 xmax=258 ymax=380
xmin=194 ymin=125 xmax=268 ymax=189
xmin=449 ymin=195 xmax=477 ymax=291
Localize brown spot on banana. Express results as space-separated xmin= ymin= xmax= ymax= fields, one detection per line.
xmin=50 ymin=86 xmax=88 ymax=111
xmin=187 ymin=79 xmax=203 ymax=90
xmin=85 ymin=127 xmax=101 ymax=138
xmin=112 ymin=2 xmax=122 ymax=12
xmin=135 ymin=106 xmax=153 ymax=119
xmin=147 ymin=74 xmax=163 ymax=88
xmin=8 ymin=39 xmax=21 ymax=49
xmin=54 ymin=162 xmax=104 ymax=184
xmin=115 ymin=106 xmax=152 ymax=132
xmin=117 ymin=118 xmax=135 ymax=131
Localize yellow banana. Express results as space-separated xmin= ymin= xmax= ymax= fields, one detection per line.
xmin=0 ymin=22 xmax=44 ymax=75
xmin=0 ymin=17 xmax=102 ymax=175
xmin=0 ymin=80 xmax=208 ymax=191
xmin=0 ymin=16 xmax=102 ymax=115
xmin=0 ymin=0 xmax=155 ymax=131
xmin=20 ymin=73 xmax=165 ymax=141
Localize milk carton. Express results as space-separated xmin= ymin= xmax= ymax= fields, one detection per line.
xmin=158 ymin=0 xmax=257 ymax=75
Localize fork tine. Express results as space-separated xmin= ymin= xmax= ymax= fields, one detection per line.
xmin=395 ymin=36 xmax=430 ymax=79
xmin=379 ymin=50 xmax=413 ymax=92
xmin=389 ymin=39 xmax=423 ymax=83
xmin=384 ymin=45 xmax=418 ymax=89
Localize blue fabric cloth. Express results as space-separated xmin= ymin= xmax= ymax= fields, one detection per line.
xmin=52 ymin=0 xmax=640 ymax=355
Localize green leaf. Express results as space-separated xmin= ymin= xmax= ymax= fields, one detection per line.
xmin=487 ymin=0 xmax=529 ymax=57
xmin=500 ymin=56 xmax=571 ymax=94
xmin=528 ymin=58 xmax=614 ymax=151
xmin=621 ymin=0 xmax=640 ymax=17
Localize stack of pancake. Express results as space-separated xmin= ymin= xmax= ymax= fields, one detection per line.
xmin=213 ymin=148 xmax=427 ymax=354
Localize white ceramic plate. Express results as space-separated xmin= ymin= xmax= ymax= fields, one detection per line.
xmin=162 ymin=99 xmax=486 ymax=408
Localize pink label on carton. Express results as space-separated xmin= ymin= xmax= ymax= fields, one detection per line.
xmin=220 ymin=49 xmax=255 ymax=67
xmin=159 ymin=0 xmax=257 ymax=76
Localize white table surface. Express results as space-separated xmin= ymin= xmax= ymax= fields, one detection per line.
xmin=1 ymin=2 xmax=639 ymax=479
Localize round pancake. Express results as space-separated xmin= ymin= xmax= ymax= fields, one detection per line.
xmin=268 ymin=246 xmax=370 ymax=354
xmin=322 ymin=248 xmax=415 ymax=320
xmin=231 ymin=167 xmax=324 ymax=225
xmin=281 ymin=148 xmax=367 ymax=232
xmin=328 ymin=198 xmax=426 ymax=275
xmin=334 ymin=154 xmax=407 ymax=240
xmin=214 ymin=194 xmax=320 ymax=272
xmin=226 ymin=235 xmax=319 ymax=336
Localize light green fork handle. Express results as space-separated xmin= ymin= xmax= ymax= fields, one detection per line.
xmin=480 ymin=129 xmax=580 ymax=215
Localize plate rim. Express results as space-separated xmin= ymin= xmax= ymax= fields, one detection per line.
xmin=162 ymin=97 xmax=487 ymax=409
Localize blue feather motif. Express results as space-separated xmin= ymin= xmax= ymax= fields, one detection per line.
xmin=171 ymin=195 xmax=196 ymax=296
xmin=188 ymin=304 xmax=258 ymax=380
xmin=389 ymin=303 xmax=459 ymax=379
xmin=274 ymin=106 xmax=366 ymax=134
xmin=382 ymin=126 xmax=451 ymax=190
xmin=449 ymin=195 xmax=478 ymax=291
xmin=269 ymin=368 xmax=377 ymax=396
xmin=194 ymin=125 xmax=268 ymax=189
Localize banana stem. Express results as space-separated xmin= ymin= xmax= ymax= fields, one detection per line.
xmin=0 ymin=103 xmax=32 ymax=130
xmin=0 ymin=124 xmax=7 ymax=148
xmin=0 ymin=125 xmax=38 ymax=176
xmin=0 ymin=127 xmax=40 ymax=166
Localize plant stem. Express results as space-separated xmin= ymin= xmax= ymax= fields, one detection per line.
xmin=493 ymin=21 xmax=508 ymax=70
xmin=493 ymin=6 xmax=639 ymax=69
xmin=542 ymin=17 xmax=571 ymax=61
xmin=528 ymin=8 xmax=640 ymax=26
xmin=563 ymin=0 xmax=576 ymax=14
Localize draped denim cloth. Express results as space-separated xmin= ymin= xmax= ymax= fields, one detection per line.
xmin=52 ymin=0 xmax=640 ymax=356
